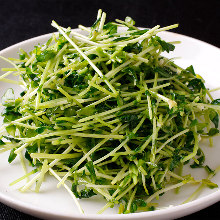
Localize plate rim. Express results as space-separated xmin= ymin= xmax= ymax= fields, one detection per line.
xmin=0 ymin=185 xmax=219 ymax=219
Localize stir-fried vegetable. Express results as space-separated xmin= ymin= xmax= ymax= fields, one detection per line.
xmin=0 ymin=9 xmax=220 ymax=214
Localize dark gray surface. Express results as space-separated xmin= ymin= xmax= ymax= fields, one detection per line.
xmin=0 ymin=0 xmax=220 ymax=51
xmin=0 ymin=0 xmax=219 ymax=219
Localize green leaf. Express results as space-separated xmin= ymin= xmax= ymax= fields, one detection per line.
xmin=103 ymin=22 xmax=117 ymax=34
xmin=188 ymin=78 xmax=205 ymax=93
xmin=91 ymin=18 xmax=101 ymax=29
xmin=36 ymin=127 xmax=47 ymax=134
xmin=25 ymin=150 xmax=34 ymax=166
xmin=204 ymin=165 xmax=215 ymax=174
xmin=119 ymin=114 xmax=139 ymax=130
xmin=36 ymin=50 xmax=56 ymax=62
xmin=134 ymin=199 xmax=147 ymax=207
xmin=26 ymin=129 xmax=38 ymax=138
xmin=148 ymin=206 xmax=155 ymax=211
xmin=8 ymin=149 xmax=17 ymax=163
xmin=186 ymin=65 xmax=196 ymax=76
xmin=124 ymin=43 xmax=142 ymax=54
xmin=120 ymin=175 xmax=131 ymax=189
xmin=130 ymin=202 xmax=138 ymax=213
xmin=125 ymin=66 xmax=139 ymax=84
xmin=197 ymin=123 xmax=208 ymax=133
xmin=85 ymin=161 xmax=96 ymax=182
xmin=130 ymin=29 xmax=148 ymax=36
xmin=79 ymin=188 xmax=96 ymax=198
xmin=154 ymin=66 xmax=176 ymax=78
xmin=5 ymin=125 xmax=16 ymax=137
xmin=209 ymin=109 xmax=219 ymax=128
xmin=202 ymin=179 xmax=218 ymax=189
xmin=26 ymin=144 xmax=38 ymax=153
xmin=71 ymin=183 xmax=80 ymax=198
xmin=128 ymin=132 xmax=136 ymax=140
xmin=113 ymin=37 xmax=130 ymax=42
xmin=3 ymin=136 xmax=19 ymax=143
xmin=208 ymin=128 xmax=219 ymax=136
xmin=78 ymin=106 xmax=95 ymax=117
xmin=154 ymin=36 xmax=175 ymax=53
xmin=1 ymin=88 xmax=15 ymax=106
xmin=46 ymin=36 xmax=53 ymax=47
xmin=2 ymin=106 xmax=22 ymax=123
xmin=19 ymin=53 xmax=25 ymax=60
xmin=211 ymin=99 xmax=220 ymax=105
xmin=170 ymin=149 xmax=182 ymax=171
xmin=0 ymin=139 xmax=5 ymax=146
xmin=71 ymin=183 xmax=96 ymax=198
xmin=190 ymin=155 xmax=205 ymax=168
xmin=190 ymin=119 xmax=198 ymax=127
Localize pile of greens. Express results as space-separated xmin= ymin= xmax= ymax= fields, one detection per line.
xmin=0 ymin=9 xmax=220 ymax=214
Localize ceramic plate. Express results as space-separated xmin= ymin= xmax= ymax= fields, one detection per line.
xmin=0 ymin=29 xmax=220 ymax=220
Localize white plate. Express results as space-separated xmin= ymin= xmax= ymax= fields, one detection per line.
xmin=0 ymin=29 xmax=220 ymax=220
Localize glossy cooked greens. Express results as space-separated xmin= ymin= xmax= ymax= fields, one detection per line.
xmin=0 ymin=9 xmax=220 ymax=214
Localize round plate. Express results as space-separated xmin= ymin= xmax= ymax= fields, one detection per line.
xmin=0 ymin=29 xmax=220 ymax=220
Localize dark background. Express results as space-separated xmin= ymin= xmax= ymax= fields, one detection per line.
xmin=0 ymin=0 xmax=219 ymax=219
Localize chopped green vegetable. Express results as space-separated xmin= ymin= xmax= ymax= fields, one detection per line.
xmin=0 ymin=9 xmax=219 ymax=214
xmin=8 ymin=149 xmax=17 ymax=163
xmin=36 ymin=50 xmax=56 ymax=62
